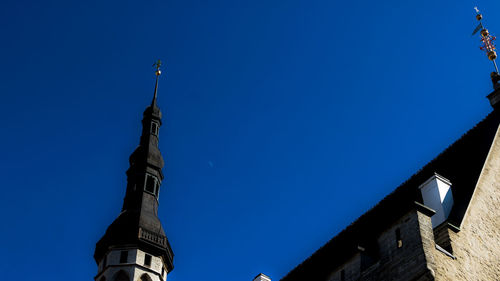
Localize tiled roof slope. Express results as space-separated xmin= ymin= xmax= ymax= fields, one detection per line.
xmin=281 ymin=110 xmax=500 ymax=281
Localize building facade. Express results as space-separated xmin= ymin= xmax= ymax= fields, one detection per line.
xmin=279 ymin=84 xmax=500 ymax=280
xmin=94 ymin=67 xmax=174 ymax=281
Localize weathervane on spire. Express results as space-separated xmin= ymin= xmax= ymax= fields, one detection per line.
xmin=153 ymin=59 xmax=162 ymax=76
xmin=473 ymin=7 xmax=499 ymax=77
xmin=152 ymin=59 xmax=162 ymax=104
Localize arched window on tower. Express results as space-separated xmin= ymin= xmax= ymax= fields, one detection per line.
xmin=151 ymin=121 xmax=159 ymax=136
xmin=140 ymin=274 xmax=153 ymax=281
xmin=144 ymin=173 xmax=160 ymax=197
xmin=113 ymin=270 xmax=130 ymax=281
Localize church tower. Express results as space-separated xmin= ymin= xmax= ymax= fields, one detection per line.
xmin=94 ymin=61 xmax=174 ymax=281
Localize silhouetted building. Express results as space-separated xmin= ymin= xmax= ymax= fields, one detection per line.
xmin=94 ymin=66 xmax=174 ymax=281
xmin=280 ymin=84 xmax=500 ymax=280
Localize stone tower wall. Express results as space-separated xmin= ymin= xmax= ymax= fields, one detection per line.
xmin=320 ymin=124 xmax=500 ymax=281
xmin=95 ymin=248 xmax=168 ymax=281
xmin=327 ymin=209 xmax=434 ymax=281
xmin=422 ymin=125 xmax=500 ymax=281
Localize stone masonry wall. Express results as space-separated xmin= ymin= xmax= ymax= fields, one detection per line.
xmin=307 ymin=126 xmax=500 ymax=281
xmin=363 ymin=210 xmax=434 ymax=281
xmin=422 ymin=125 xmax=500 ymax=281
xmin=327 ymin=210 xmax=432 ymax=281
xmin=95 ymin=248 xmax=167 ymax=281
xmin=326 ymin=253 xmax=361 ymax=281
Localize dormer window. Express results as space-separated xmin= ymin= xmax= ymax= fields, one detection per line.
xmin=151 ymin=121 xmax=159 ymax=136
xmin=144 ymin=173 xmax=160 ymax=197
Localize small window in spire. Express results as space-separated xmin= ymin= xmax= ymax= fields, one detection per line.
xmin=151 ymin=122 xmax=159 ymax=136
xmin=145 ymin=174 xmax=156 ymax=194
xmin=144 ymin=254 xmax=152 ymax=267
xmin=144 ymin=174 xmax=161 ymax=197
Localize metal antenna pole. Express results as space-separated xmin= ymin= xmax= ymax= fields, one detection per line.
xmin=493 ymin=60 xmax=499 ymax=73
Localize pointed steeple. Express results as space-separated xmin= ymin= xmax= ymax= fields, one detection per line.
xmin=143 ymin=59 xmax=163 ymax=121
xmin=94 ymin=61 xmax=174 ymax=274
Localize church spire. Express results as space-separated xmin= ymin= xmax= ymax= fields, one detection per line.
xmin=124 ymin=61 xmax=165 ymax=211
xmin=94 ymin=61 xmax=174 ymax=279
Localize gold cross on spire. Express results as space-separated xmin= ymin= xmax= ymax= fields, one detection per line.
xmin=152 ymin=59 xmax=162 ymax=104
xmin=153 ymin=59 xmax=162 ymax=76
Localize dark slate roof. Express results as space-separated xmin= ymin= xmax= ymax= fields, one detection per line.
xmin=94 ymin=97 xmax=174 ymax=272
xmin=281 ymin=109 xmax=500 ymax=281
xmin=94 ymin=209 xmax=174 ymax=270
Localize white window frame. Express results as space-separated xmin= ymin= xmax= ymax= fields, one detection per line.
xmin=144 ymin=173 xmax=160 ymax=198
xmin=151 ymin=121 xmax=159 ymax=136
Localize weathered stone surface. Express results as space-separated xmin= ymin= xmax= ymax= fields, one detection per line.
xmin=324 ymin=125 xmax=500 ymax=281
xmin=95 ymin=248 xmax=168 ymax=281
xmin=429 ymin=125 xmax=500 ymax=281
xmin=327 ymin=210 xmax=433 ymax=281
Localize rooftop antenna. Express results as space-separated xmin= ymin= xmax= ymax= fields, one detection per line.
xmin=472 ymin=7 xmax=499 ymax=74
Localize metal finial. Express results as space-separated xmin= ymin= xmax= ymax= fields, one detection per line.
xmin=474 ymin=7 xmax=483 ymax=19
xmin=153 ymin=59 xmax=162 ymax=76
xmin=152 ymin=59 xmax=163 ymax=105
xmin=472 ymin=8 xmax=499 ymax=74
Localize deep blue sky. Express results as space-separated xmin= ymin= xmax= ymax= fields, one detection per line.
xmin=0 ymin=0 xmax=498 ymax=280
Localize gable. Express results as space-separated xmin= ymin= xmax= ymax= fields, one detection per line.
xmin=281 ymin=110 xmax=500 ymax=281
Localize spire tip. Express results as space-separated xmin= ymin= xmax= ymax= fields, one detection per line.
xmin=153 ymin=59 xmax=162 ymax=76
xmin=152 ymin=59 xmax=162 ymax=106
